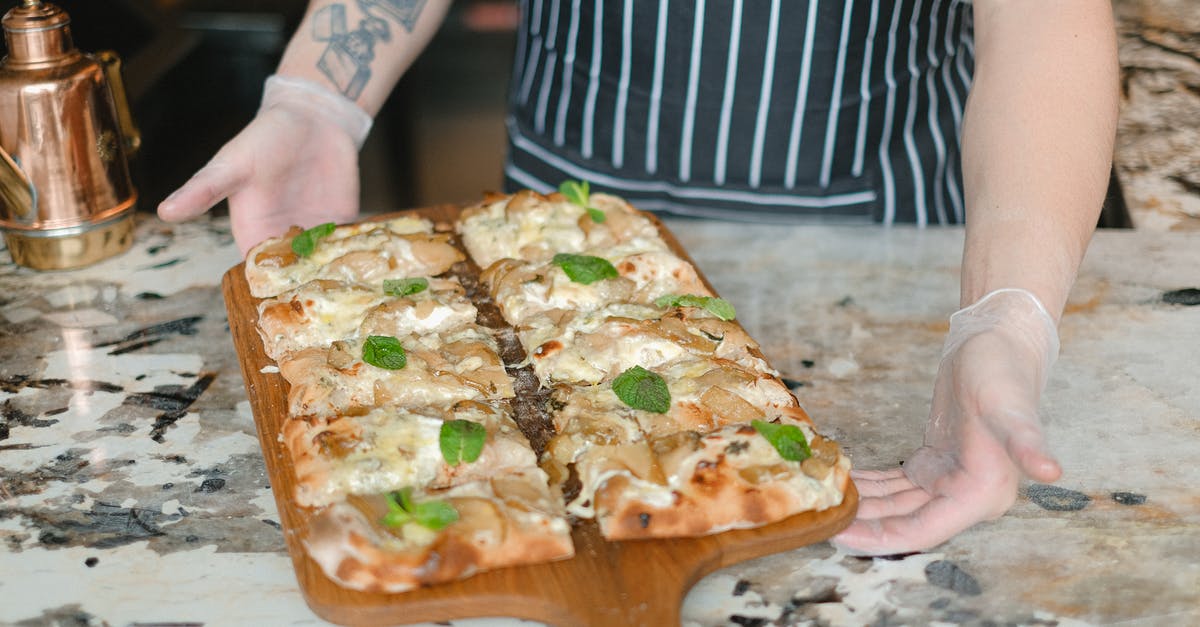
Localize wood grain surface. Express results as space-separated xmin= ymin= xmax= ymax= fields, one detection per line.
xmin=221 ymin=206 xmax=858 ymax=627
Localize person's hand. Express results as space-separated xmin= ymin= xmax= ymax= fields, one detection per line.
xmin=157 ymin=75 xmax=373 ymax=255
xmin=834 ymin=288 xmax=1062 ymax=554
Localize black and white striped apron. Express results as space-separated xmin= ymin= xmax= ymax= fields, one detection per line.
xmin=503 ymin=0 xmax=976 ymax=225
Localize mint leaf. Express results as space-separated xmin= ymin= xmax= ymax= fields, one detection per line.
xmin=383 ymin=277 xmax=429 ymax=297
xmin=362 ymin=335 xmax=406 ymax=369
xmin=751 ymin=419 xmax=812 ymax=462
xmin=440 ymin=419 xmax=487 ymax=465
xmin=654 ymin=294 xmax=737 ymax=321
xmin=412 ymin=499 xmax=460 ymax=530
xmin=381 ymin=509 xmax=410 ymax=528
xmin=559 ymin=179 xmax=605 ymax=223
xmin=291 ymin=222 xmax=336 ymax=257
xmin=612 ymin=365 xmax=671 ymax=413
xmin=700 ymin=298 xmax=736 ymax=321
xmin=382 ymin=488 xmax=459 ymax=530
xmin=559 ymin=179 xmax=589 ymax=206
xmin=551 ymin=253 xmax=618 ymax=285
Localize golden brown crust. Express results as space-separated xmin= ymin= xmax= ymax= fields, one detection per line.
xmin=593 ymin=462 xmax=850 ymax=540
xmin=304 ymin=472 xmax=574 ymax=593
xmin=590 ymin=425 xmax=851 ymax=540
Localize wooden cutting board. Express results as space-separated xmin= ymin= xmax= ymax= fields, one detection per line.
xmin=221 ymin=206 xmax=858 ymax=626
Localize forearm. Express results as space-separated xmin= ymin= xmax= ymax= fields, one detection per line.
xmin=276 ymin=0 xmax=452 ymax=116
xmin=959 ymin=0 xmax=1119 ymax=320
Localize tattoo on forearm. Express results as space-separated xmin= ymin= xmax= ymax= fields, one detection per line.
xmin=312 ymin=0 xmax=429 ymax=99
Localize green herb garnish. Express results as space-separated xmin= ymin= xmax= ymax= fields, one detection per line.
xmin=653 ymin=294 xmax=737 ymax=321
xmin=290 ymin=222 xmax=336 ymax=257
xmin=611 ymin=365 xmax=671 ymax=414
xmin=383 ymin=277 xmax=429 ymax=297
xmin=751 ymin=419 xmax=812 ymax=462
xmin=362 ymin=335 xmax=407 ymax=369
xmin=439 ymin=419 xmax=487 ymax=465
xmin=381 ymin=488 xmax=459 ymax=530
xmin=551 ymin=253 xmax=619 ymax=285
xmin=559 ymin=180 xmax=605 ymax=223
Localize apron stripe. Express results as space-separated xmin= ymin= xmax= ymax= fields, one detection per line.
xmin=645 ymin=0 xmax=669 ymax=175
xmin=819 ymin=0 xmax=856 ymax=189
xmin=713 ymin=0 xmax=744 ymax=186
xmin=879 ymin=0 xmax=904 ymax=224
xmin=581 ymin=0 xmax=604 ymax=158
xmin=611 ymin=0 xmax=633 ymax=167
xmin=903 ymin=0 xmax=929 ymax=227
xmin=553 ymin=0 xmax=582 ymax=147
xmin=748 ymin=0 xmax=781 ymax=188
xmin=852 ymin=0 xmax=881 ymax=177
xmin=679 ymin=0 xmax=708 ymax=183
xmin=784 ymin=0 xmax=820 ymax=189
xmin=535 ymin=0 xmax=563 ymax=133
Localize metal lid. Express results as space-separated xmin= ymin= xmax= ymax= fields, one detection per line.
xmin=2 ymin=1 xmax=74 ymax=64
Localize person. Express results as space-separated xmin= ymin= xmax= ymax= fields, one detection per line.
xmin=158 ymin=0 xmax=1118 ymax=554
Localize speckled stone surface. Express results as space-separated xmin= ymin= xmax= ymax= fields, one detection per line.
xmin=1113 ymin=0 xmax=1200 ymax=231
xmin=1 ymin=214 xmax=1196 ymax=626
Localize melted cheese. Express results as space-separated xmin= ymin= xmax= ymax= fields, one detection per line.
xmin=257 ymin=278 xmax=478 ymax=361
xmin=246 ymin=218 xmax=465 ymax=297
xmin=529 ymin=318 xmax=691 ymax=385
xmin=459 ymin=197 xmax=588 ymax=267
xmin=661 ymin=358 xmax=795 ymax=411
xmin=257 ymin=283 xmax=390 ymax=360
xmin=326 ymin=410 xmax=444 ymax=500
xmin=358 ymin=282 xmax=478 ymax=338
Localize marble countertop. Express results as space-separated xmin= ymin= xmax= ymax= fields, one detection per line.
xmin=1 ymin=215 xmax=1197 ymax=627
xmin=1113 ymin=0 xmax=1200 ymax=232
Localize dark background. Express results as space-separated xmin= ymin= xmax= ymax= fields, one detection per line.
xmin=41 ymin=0 xmax=516 ymax=214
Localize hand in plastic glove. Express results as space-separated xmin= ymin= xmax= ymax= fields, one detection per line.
xmin=157 ymin=75 xmax=373 ymax=256
xmin=834 ymin=288 xmax=1063 ymax=554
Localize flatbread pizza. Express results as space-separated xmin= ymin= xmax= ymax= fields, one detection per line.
xmin=243 ymin=186 xmax=849 ymax=592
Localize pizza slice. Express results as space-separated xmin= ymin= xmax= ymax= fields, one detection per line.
xmin=278 ymin=326 xmax=514 ymax=418
xmin=245 ymin=218 xmax=465 ymax=298
xmin=539 ymin=377 xmax=848 ymax=539
xmin=283 ymin=400 xmax=539 ymax=508
xmin=303 ymin=467 xmax=574 ymax=593
xmin=481 ymin=249 xmax=713 ymax=328
xmin=591 ymin=419 xmax=849 ymax=539
xmin=458 ymin=189 xmax=668 ymax=268
xmin=519 ymin=309 xmax=779 ymax=387
xmin=256 ymin=277 xmax=480 ymax=362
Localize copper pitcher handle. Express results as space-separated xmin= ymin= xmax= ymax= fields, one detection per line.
xmin=96 ymin=50 xmax=141 ymax=158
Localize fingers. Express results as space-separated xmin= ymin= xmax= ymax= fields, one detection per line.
xmin=849 ymin=468 xmax=912 ymax=497
xmin=157 ymin=159 xmax=246 ymax=223
xmin=1006 ymin=431 xmax=1062 ymax=483
xmin=988 ymin=408 xmax=1063 ymax=483
xmin=833 ymin=492 xmax=983 ymax=555
xmin=854 ymin=486 xmax=933 ymax=520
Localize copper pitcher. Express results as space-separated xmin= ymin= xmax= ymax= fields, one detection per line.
xmin=0 ymin=0 xmax=140 ymax=270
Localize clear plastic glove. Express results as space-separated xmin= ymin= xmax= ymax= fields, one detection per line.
xmin=834 ymin=288 xmax=1063 ymax=554
xmin=156 ymin=75 xmax=373 ymax=255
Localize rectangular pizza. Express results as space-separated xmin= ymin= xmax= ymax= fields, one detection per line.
xmin=241 ymin=187 xmax=850 ymax=593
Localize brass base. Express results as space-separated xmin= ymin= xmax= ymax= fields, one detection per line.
xmin=4 ymin=213 xmax=135 ymax=270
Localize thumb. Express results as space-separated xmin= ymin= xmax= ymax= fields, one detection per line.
xmin=157 ymin=159 xmax=247 ymax=222
xmin=990 ymin=408 xmax=1062 ymax=483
